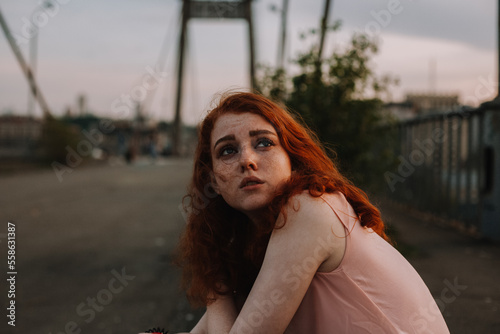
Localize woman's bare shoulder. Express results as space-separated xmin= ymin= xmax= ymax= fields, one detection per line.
xmin=276 ymin=191 xmax=346 ymax=272
xmin=279 ymin=191 xmax=343 ymax=230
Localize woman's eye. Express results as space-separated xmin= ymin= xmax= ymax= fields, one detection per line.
xmin=220 ymin=146 xmax=237 ymax=156
xmin=256 ymin=138 xmax=275 ymax=148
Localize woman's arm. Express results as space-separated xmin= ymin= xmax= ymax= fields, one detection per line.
xmin=184 ymin=287 xmax=240 ymax=334
xmin=206 ymin=292 xmax=238 ymax=333
xmin=177 ymin=300 xmax=235 ymax=334
xmin=198 ymin=193 xmax=345 ymax=334
xmin=227 ymin=193 xmax=345 ymax=334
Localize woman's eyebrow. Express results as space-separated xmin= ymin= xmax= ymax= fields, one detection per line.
xmin=213 ymin=134 xmax=235 ymax=149
xmin=249 ymin=129 xmax=277 ymax=137
xmin=213 ymin=130 xmax=276 ymax=149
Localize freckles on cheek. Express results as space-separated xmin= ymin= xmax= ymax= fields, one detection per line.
xmin=270 ymin=158 xmax=287 ymax=171
xmin=215 ymin=173 xmax=229 ymax=184
xmin=213 ymin=163 xmax=230 ymax=183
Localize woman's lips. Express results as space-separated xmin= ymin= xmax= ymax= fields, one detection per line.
xmin=241 ymin=182 xmax=264 ymax=190
xmin=240 ymin=176 xmax=264 ymax=189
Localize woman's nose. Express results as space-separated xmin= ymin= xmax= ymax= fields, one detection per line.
xmin=239 ymin=147 xmax=258 ymax=171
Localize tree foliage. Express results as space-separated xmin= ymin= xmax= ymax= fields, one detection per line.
xmin=40 ymin=117 xmax=81 ymax=164
xmin=257 ymin=26 xmax=399 ymax=189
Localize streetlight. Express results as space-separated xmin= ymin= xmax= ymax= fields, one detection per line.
xmin=28 ymin=1 xmax=53 ymax=118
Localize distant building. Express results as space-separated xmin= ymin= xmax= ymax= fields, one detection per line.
xmin=385 ymin=92 xmax=461 ymax=121
xmin=384 ymin=101 xmax=415 ymax=121
xmin=0 ymin=115 xmax=42 ymax=159
xmin=0 ymin=112 xmax=197 ymax=162
xmin=405 ymin=93 xmax=460 ymax=114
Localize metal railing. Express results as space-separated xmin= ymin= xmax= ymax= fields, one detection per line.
xmin=385 ymin=103 xmax=500 ymax=239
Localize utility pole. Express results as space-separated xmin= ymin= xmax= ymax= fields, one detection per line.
xmin=497 ymin=0 xmax=500 ymax=99
xmin=246 ymin=0 xmax=257 ymax=91
xmin=172 ymin=0 xmax=189 ymax=157
xmin=277 ymin=0 xmax=289 ymax=70
xmin=0 ymin=6 xmax=52 ymax=119
xmin=317 ymin=0 xmax=332 ymax=64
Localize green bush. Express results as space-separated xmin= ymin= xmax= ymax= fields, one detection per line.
xmin=257 ymin=26 xmax=399 ymax=191
xmin=40 ymin=117 xmax=81 ymax=164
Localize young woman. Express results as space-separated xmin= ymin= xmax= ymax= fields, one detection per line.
xmin=176 ymin=91 xmax=449 ymax=333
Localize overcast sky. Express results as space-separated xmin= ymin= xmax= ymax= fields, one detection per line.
xmin=0 ymin=0 xmax=497 ymax=124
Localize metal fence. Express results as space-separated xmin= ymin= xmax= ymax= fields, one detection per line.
xmin=385 ymin=103 xmax=500 ymax=240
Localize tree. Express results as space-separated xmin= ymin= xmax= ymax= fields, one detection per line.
xmin=257 ymin=25 xmax=399 ymax=190
xmin=40 ymin=117 xmax=81 ymax=164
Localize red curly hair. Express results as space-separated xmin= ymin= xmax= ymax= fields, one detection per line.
xmin=176 ymin=91 xmax=389 ymax=307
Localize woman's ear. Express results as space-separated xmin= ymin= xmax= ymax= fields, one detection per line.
xmin=210 ymin=172 xmax=220 ymax=195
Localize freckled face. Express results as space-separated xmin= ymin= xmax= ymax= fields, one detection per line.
xmin=210 ymin=112 xmax=292 ymax=220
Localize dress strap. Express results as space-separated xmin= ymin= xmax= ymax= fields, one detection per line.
xmin=319 ymin=192 xmax=357 ymax=236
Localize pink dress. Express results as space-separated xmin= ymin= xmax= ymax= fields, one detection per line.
xmin=285 ymin=192 xmax=450 ymax=334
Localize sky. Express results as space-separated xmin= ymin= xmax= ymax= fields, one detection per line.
xmin=0 ymin=0 xmax=497 ymax=125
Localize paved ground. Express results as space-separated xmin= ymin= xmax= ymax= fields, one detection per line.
xmin=377 ymin=199 xmax=500 ymax=334
xmin=0 ymin=158 xmax=499 ymax=333
xmin=1 ymin=158 xmax=203 ymax=334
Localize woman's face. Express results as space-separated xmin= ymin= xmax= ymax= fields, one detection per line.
xmin=210 ymin=112 xmax=292 ymax=221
